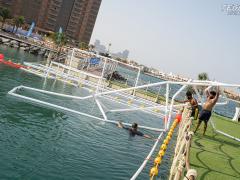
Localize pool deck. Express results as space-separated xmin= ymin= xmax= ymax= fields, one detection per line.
xmin=190 ymin=116 xmax=240 ymax=180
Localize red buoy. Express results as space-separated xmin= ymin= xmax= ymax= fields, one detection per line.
xmin=0 ymin=53 xmax=28 ymax=69
xmin=176 ymin=114 xmax=182 ymax=122
xmin=0 ymin=54 xmax=4 ymax=60
xmin=0 ymin=59 xmax=26 ymax=69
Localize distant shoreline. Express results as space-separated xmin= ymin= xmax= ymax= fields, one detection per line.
xmin=144 ymin=72 xmax=188 ymax=82
xmin=144 ymin=72 xmax=240 ymax=102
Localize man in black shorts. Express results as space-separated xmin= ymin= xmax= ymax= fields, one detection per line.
xmin=186 ymin=91 xmax=198 ymax=119
xmin=194 ymin=87 xmax=219 ymax=135
xmin=117 ymin=122 xmax=153 ymax=139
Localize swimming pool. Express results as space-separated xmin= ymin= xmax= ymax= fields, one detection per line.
xmin=0 ymin=64 xmax=179 ymax=179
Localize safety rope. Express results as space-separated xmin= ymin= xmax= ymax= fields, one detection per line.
xmin=149 ymin=104 xmax=197 ymax=180
xmin=169 ymin=104 xmax=197 ymax=180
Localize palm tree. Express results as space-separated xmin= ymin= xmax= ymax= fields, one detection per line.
xmin=0 ymin=8 xmax=12 ymax=29
xmin=51 ymin=32 xmax=66 ymax=46
xmin=198 ymin=72 xmax=209 ymax=81
xmin=50 ymin=32 xmax=66 ymax=59
xmin=197 ymin=72 xmax=210 ymax=95
xmin=79 ymin=42 xmax=89 ymax=50
xmin=13 ymin=16 xmax=25 ymax=33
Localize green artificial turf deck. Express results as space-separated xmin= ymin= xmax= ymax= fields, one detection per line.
xmin=190 ymin=116 xmax=240 ymax=180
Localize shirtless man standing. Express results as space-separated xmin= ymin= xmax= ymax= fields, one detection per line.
xmin=183 ymin=91 xmax=198 ymax=118
xmin=194 ymin=87 xmax=220 ymax=135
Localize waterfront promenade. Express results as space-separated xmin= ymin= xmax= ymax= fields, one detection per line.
xmin=0 ymin=31 xmax=57 ymax=52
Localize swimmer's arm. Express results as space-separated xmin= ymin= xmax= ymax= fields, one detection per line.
xmin=117 ymin=122 xmax=129 ymax=130
xmin=143 ymin=134 xmax=154 ymax=139
xmin=175 ymin=99 xmax=188 ymax=103
xmin=117 ymin=121 xmax=124 ymax=128
xmin=137 ymin=131 xmax=154 ymax=139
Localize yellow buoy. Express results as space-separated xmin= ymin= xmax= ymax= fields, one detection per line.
xmin=153 ymin=109 xmax=160 ymax=113
xmin=194 ymin=108 xmax=199 ymax=120
xmin=79 ymin=84 xmax=83 ymax=87
xmin=166 ymin=135 xmax=171 ymax=140
xmin=161 ymin=144 xmax=167 ymax=151
xmin=127 ymin=100 xmax=133 ymax=104
xmin=163 ymin=139 xmax=169 ymax=145
xmin=154 ymin=156 xmax=162 ymax=165
xmin=158 ymin=149 xmax=165 ymax=157
xmin=140 ymin=104 xmax=145 ymax=108
xmin=149 ymin=166 xmax=158 ymax=177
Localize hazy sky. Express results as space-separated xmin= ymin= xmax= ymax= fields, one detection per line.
xmin=91 ymin=0 xmax=240 ymax=84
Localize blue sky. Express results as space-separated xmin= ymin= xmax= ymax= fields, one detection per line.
xmin=91 ymin=0 xmax=240 ymax=83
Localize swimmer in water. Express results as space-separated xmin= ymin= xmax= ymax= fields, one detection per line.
xmin=117 ymin=121 xmax=153 ymax=139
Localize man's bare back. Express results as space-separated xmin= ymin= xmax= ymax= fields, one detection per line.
xmin=194 ymin=86 xmax=220 ymax=135
xmin=203 ymin=87 xmax=220 ymax=111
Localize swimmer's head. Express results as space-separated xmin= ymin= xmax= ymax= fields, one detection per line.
xmin=132 ymin=123 xmax=138 ymax=130
xmin=209 ymin=91 xmax=216 ymax=99
xmin=186 ymin=91 xmax=192 ymax=100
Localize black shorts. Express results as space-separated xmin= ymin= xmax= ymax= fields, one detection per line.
xmin=199 ymin=109 xmax=212 ymax=123
xmin=190 ymin=107 xmax=196 ymax=117
xmin=191 ymin=105 xmax=201 ymax=119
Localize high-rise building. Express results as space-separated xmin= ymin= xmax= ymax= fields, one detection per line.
xmin=0 ymin=0 xmax=102 ymax=44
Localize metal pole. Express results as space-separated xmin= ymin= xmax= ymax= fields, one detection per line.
xmin=96 ymin=58 xmax=107 ymax=93
xmin=95 ymin=98 xmax=108 ymax=120
xmin=125 ymin=75 xmax=129 ymax=85
xmin=133 ymin=67 xmax=141 ymax=96
xmin=193 ymin=85 xmax=203 ymax=105
xmin=165 ymin=83 xmax=169 ymax=130
xmin=167 ymin=81 xmax=190 ymax=129
xmin=68 ymin=48 xmax=75 ymax=75
xmin=145 ymin=81 xmax=150 ymax=92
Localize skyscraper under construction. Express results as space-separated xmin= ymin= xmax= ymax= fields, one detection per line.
xmin=0 ymin=0 xmax=102 ymax=44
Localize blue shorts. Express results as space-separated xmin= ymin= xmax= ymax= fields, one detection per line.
xmin=199 ymin=109 xmax=212 ymax=123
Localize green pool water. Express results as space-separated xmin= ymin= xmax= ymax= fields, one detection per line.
xmin=0 ymin=46 xmax=177 ymax=180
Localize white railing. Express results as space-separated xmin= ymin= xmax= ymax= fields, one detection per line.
xmin=8 ymin=73 xmax=240 ymax=180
